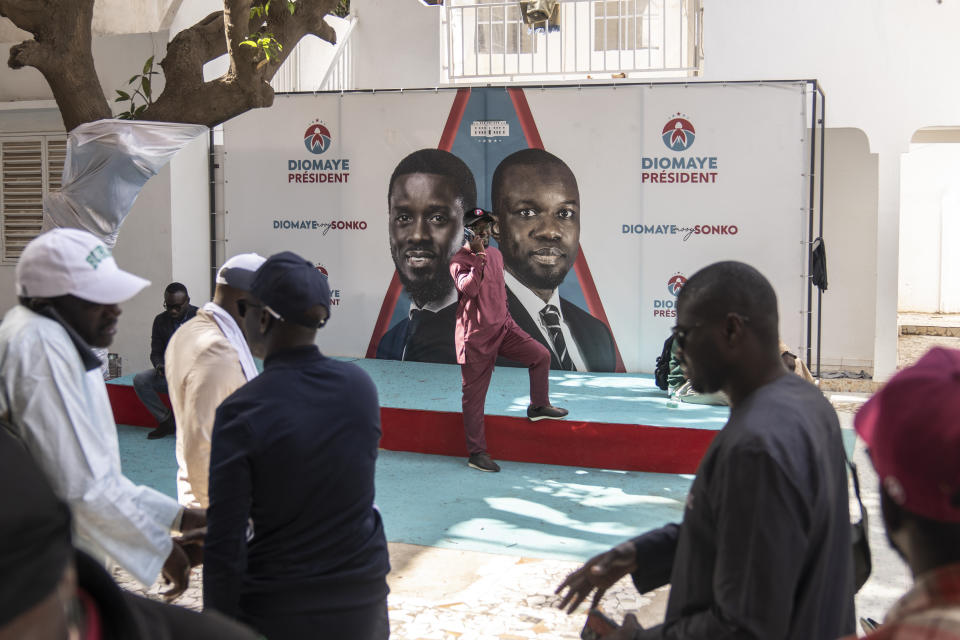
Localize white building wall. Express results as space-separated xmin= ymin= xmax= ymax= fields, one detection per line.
xmin=899 ymin=143 xmax=960 ymax=313
xmin=352 ymin=0 xmax=443 ymax=89
xmin=816 ymin=128 xmax=878 ymax=373
xmin=169 ymin=134 xmax=212 ymax=307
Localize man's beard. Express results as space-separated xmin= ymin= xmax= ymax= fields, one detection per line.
xmin=391 ymin=240 xmax=458 ymax=308
xmin=398 ymin=268 xmax=455 ymax=308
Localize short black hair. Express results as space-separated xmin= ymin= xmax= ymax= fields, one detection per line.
xmin=491 ymin=148 xmax=576 ymax=213
xmin=165 ymin=282 xmax=188 ymax=296
xmin=677 ymin=261 xmax=780 ymax=348
xmin=388 ymin=149 xmax=477 ymax=213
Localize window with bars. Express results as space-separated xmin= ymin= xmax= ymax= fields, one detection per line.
xmin=475 ymin=1 xmax=538 ymax=55
xmin=593 ymin=0 xmax=650 ymax=52
xmin=0 ymin=136 xmax=66 ymax=263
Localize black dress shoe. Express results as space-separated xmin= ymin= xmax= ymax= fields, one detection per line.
xmin=147 ymin=416 xmax=176 ymax=439
xmin=467 ymin=452 xmax=501 ymax=472
xmin=526 ymin=405 xmax=569 ymax=421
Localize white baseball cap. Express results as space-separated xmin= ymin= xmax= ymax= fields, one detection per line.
xmin=15 ymin=228 xmax=150 ymax=305
xmin=216 ymin=252 xmax=267 ymax=291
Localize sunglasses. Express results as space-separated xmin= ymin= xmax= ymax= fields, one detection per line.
xmin=163 ymin=302 xmax=186 ymax=311
xmin=236 ymin=299 xmax=262 ymax=318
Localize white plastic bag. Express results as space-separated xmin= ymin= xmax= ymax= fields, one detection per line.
xmin=43 ymin=119 xmax=208 ymax=247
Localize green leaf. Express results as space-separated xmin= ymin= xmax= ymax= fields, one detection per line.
xmin=287 ymin=1 xmax=295 ymax=15
xmin=128 ymin=75 xmax=140 ymax=85
xmin=240 ymin=39 xmax=257 ymax=48
xmin=250 ymin=5 xmax=262 ymax=19
xmin=134 ymin=105 xmax=147 ymax=116
xmin=265 ymin=0 xmax=272 ymax=15
xmin=142 ymin=56 xmax=154 ymax=75
xmin=142 ymin=77 xmax=151 ymax=99
xmin=115 ymin=90 xmax=131 ymax=100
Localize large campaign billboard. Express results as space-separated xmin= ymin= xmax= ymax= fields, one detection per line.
xmin=222 ymin=82 xmax=810 ymax=373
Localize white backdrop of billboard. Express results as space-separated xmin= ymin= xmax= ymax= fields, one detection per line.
xmin=222 ymin=83 xmax=810 ymax=372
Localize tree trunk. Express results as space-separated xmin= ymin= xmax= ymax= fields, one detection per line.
xmin=1 ymin=0 xmax=341 ymax=130
xmin=1 ymin=0 xmax=111 ymax=131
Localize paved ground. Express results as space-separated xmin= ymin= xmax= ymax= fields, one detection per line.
xmin=113 ymin=396 xmax=911 ymax=639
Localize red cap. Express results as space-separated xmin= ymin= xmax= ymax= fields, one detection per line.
xmin=854 ymin=347 xmax=960 ymax=522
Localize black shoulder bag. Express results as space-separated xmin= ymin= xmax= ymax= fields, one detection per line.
xmin=846 ymin=451 xmax=872 ymax=592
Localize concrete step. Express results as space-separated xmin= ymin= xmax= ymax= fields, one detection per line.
xmin=817 ymin=378 xmax=882 ymax=394
xmin=899 ymin=324 xmax=960 ymax=337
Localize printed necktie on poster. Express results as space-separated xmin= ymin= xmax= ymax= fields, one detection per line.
xmin=539 ymin=304 xmax=576 ymax=371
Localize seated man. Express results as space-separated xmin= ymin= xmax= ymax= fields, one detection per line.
xmin=134 ymin=282 xmax=197 ymax=439
xmin=0 ymin=428 xmax=260 ymax=640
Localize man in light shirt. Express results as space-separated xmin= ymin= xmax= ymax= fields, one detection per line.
xmin=164 ymin=253 xmax=265 ymax=509
xmin=491 ymin=149 xmax=617 ymax=372
xmin=0 ymin=228 xmax=204 ymax=596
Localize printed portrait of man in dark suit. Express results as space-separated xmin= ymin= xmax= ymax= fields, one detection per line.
xmin=491 ymin=148 xmax=617 ymax=372
xmin=376 ymin=149 xmax=475 ymax=364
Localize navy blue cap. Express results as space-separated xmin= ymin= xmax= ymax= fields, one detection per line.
xmin=464 ymin=208 xmax=494 ymax=228
xmin=250 ymin=251 xmax=331 ymax=329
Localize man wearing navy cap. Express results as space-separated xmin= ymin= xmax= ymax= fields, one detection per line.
xmin=204 ymin=251 xmax=390 ymax=640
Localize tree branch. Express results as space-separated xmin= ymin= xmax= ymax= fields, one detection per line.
xmin=2 ymin=0 xmax=343 ymax=130
xmin=1 ymin=0 xmax=110 ymax=131
xmin=142 ymin=0 xmax=341 ymax=128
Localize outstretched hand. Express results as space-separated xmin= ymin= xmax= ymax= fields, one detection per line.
xmin=555 ymin=541 xmax=638 ymax=614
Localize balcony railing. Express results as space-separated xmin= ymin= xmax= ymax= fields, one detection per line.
xmin=444 ymin=0 xmax=701 ymax=82
xmin=270 ymin=14 xmax=357 ymax=93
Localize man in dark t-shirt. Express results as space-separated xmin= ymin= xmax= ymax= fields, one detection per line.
xmin=555 ymin=261 xmax=855 ymax=640
xmin=204 ymin=252 xmax=389 ymax=640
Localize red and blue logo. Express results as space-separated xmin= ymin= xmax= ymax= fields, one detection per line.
xmin=304 ymin=121 xmax=332 ymax=154
xmin=661 ymin=116 xmax=695 ymax=152
xmin=667 ymin=273 xmax=687 ymax=297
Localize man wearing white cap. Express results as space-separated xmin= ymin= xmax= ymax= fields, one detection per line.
xmin=0 ymin=228 xmax=205 ymax=597
xmin=165 ymin=253 xmax=265 ymax=510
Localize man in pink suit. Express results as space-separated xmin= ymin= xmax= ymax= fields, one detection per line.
xmin=450 ymin=209 xmax=568 ymax=472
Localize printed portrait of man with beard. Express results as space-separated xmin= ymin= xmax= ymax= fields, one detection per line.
xmin=491 ymin=148 xmax=617 ymax=372
xmin=376 ymin=149 xmax=475 ymax=364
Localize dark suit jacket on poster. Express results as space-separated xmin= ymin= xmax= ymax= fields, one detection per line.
xmin=375 ymin=302 xmax=458 ymax=364
xmin=503 ymin=286 xmax=617 ymax=372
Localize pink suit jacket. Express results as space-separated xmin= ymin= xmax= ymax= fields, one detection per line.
xmin=449 ymin=245 xmax=510 ymax=364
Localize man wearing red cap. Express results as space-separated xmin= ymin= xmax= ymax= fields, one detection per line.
xmin=450 ymin=209 xmax=568 ymax=473
xmin=844 ymin=347 xmax=960 ymax=639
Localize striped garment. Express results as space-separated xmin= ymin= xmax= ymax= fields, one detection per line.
xmin=844 ymin=563 xmax=960 ymax=639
